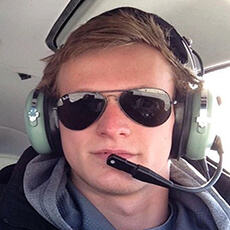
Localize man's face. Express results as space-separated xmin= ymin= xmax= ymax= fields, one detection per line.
xmin=58 ymin=44 xmax=175 ymax=196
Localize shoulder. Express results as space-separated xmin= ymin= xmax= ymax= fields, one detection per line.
xmin=171 ymin=199 xmax=218 ymax=230
xmin=0 ymin=147 xmax=58 ymax=229
xmin=0 ymin=147 xmax=38 ymax=188
xmin=0 ymin=147 xmax=38 ymax=202
xmin=170 ymin=159 xmax=230 ymax=229
xmin=0 ymin=164 xmax=15 ymax=195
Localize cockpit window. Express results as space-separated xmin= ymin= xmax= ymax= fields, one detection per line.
xmin=204 ymin=66 xmax=230 ymax=171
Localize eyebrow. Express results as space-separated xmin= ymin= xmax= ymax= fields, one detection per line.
xmin=62 ymin=84 xmax=158 ymax=95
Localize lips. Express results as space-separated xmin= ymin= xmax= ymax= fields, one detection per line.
xmin=93 ymin=150 xmax=135 ymax=160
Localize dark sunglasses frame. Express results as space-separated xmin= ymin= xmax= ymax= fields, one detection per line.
xmin=57 ymin=88 xmax=177 ymax=130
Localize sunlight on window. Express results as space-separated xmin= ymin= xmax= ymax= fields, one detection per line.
xmin=204 ymin=67 xmax=230 ymax=171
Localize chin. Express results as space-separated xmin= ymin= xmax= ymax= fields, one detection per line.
xmin=91 ymin=171 xmax=146 ymax=195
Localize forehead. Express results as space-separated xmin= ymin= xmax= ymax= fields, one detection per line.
xmin=57 ymin=44 xmax=174 ymax=97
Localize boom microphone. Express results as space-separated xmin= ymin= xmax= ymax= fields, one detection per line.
xmin=107 ymin=136 xmax=224 ymax=193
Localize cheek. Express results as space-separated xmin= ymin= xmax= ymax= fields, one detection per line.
xmin=59 ymin=123 xmax=87 ymax=162
xmin=142 ymin=112 xmax=175 ymax=167
xmin=151 ymin=110 xmax=174 ymax=143
xmin=160 ymin=112 xmax=175 ymax=152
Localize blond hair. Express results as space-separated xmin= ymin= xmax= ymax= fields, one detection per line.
xmin=37 ymin=7 xmax=202 ymax=99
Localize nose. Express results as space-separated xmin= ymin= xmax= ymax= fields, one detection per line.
xmin=96 ymin=99 xmax=131 ymax=138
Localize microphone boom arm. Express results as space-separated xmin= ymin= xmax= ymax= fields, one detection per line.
xmin=107 ymin=136 xmax=224 ymax=194
xmin=107 ymin=154 xmax=174 ymax=189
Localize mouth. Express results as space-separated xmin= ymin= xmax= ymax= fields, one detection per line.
xmin=93 ymin=150 xmax=135 ymax=160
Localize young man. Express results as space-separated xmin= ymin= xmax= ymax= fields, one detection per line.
xmin=0 ymin=7 xmax=229 ymax=230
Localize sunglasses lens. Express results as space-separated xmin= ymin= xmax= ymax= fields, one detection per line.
xmin=119 ymin=90 xmax=171 ymax=127
xmin=58 ymin=93 xmax=105 ymax=130
xmin=58 ymin=88 xmax=173 ymax=130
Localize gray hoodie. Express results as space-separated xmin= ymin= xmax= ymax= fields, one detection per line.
xmin=23 ymin=155 xmax=230 ymax=230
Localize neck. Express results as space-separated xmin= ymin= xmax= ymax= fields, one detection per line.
xmin=77 ymin=183 xmax=169 ymax=230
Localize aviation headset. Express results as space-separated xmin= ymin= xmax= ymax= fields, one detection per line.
xmin=24 ymin=10 xmax=219 ymax=163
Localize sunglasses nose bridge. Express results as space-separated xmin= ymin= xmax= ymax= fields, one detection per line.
xmin=104 ymin=94 xmax=119 ymax=101
xmin=103 ymin=94 xmax=120 ymax=108
xmin=102 ymin=93 xmax=123 ymax=115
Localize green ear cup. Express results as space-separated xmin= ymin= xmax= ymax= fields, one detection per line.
xmin=24 ymin=90 xmax=52 ymax=154
xmin=186 ymin=89 xmax=219 ymax=160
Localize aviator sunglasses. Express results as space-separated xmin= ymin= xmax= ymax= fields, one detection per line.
xmin=57 ymin=88 xmax=177 ymax=130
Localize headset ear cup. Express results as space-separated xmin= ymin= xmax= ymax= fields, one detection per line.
xmin=170 ymin=101 xmax=184 ymax=159
xmin=43 ymin=93 xmax=63 ymax=155
xmin=185 ymin=89 xmax=218 ymax=160
xmin=24 ymin=90 xmax=57 ymax=154
xmin=170 ymin=93 xmax=193 ymax=159
xmin=171 ymin=89 xmax=219 ymax=160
